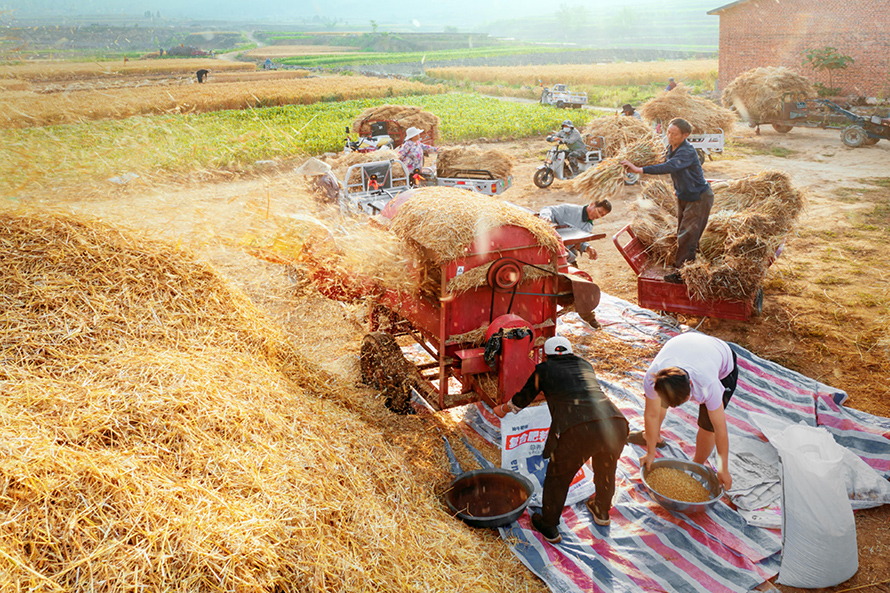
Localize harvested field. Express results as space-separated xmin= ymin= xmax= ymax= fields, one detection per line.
xmin=244 ymin=45 xmax=358 ymax=59
xmin=0 ymin=59 xmax=252 ymax=83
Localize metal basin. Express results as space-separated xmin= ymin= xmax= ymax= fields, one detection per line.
xmin=641 ymin=458 xmax=724 ymax=514
xmin=445 ymin=468 xmax=534 ymax=528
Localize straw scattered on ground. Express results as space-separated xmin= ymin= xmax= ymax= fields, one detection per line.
xmin=0 ymin=210 xmax=545 ymax=592
xmin=639 ymin=85 xmax=737 ymax=134
xmin=721 ymin=66 xmax=815 ymax=122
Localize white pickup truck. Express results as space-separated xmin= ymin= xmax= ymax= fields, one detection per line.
xmin=540 ymin=84 xmax=587 ymax=109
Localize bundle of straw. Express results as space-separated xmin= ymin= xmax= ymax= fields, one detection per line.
xmin=436 ymin=146 xmax=514 ymax=179
xmin=629 ymin=170 xmax=806 ymax=301
xmin=352 ymin=103 xmax=440 ymax=135
xmin=582 ymin=116 xmax=654 ymax=155
xmin=331 ymin=148 xmax=400 ymax=170
xmin=639 ymin=86 xmax=737 ymax=134
xmin=571 ymin=133 xmax=664 ymax=199
xmin=0 ymin=210 xmax=546 ymax=592
xmin=386 ymin=187 xmax=562 ymax=263
xmin=721 ymin=66 xmax=815 ymax=122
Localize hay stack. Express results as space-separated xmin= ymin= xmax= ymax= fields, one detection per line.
xmin=571 ymin=133 xmax=664 ymax=200
xmin=386 ymin=187 xmax=561 ymax=263
xmin=721 ymin=66 xmax=815 ymax=122
xmin=639 ymin=86 xmax=737 ymax=134
xmin=436 ymin=146 xmax=514 ymax=179
xmin=582 ymin=116 xmax=654 ymax=155
xmin=331 ymin=147 xmax=400 ymax=170
xmin=352 ymin=103 xmax=440 ymax=135
xmin=0 ymin=211 xmax=545 ymax=592
xmin=629 ymin=170 xmax=806 ymax=301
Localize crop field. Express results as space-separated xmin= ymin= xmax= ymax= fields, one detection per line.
xmin=243 ymin=45 xmax=359 ymax=59
xmin=0 ymin=75 xmax=444 ymax=128
xmin=0 ymin=93 xmax=592 ymax=195
xmin=0 ymin=59 xmax=253 ymax=83
xmin=427 ymin=59 xmax=718 ymax=88
xmin=279 ymin=46 xmax=583 ymax=68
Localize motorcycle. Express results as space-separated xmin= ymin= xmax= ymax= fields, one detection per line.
xmin=533 ymin=135 xmax=639 ymax=189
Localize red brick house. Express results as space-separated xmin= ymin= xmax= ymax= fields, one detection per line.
xmin=708 ymin=0 xmax=890 ymax=97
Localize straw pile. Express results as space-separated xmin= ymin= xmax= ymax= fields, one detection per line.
xmin=571 ymin=133 xmax=664 ymax=200
xmin=630 ymin=170 xmax=806 ymax=302
xmin=0 ymin=211 xmax=544 ymax=592
xmin=581 ymin=116 xmax=653 ymax=156
xmin=386 ymin=187 xmax=562 ymax=263
xmin=435 ymin=146 xmax=514 ymax=180
xmin=721 ymin=66 xmax=815 ymax=122
xmin=331 ymin=148 xmax=400 ymax=170
xmin=352 ymin=104 xmax=440 ymax=135
xmin=639 ymin=86 xmax=737 ymax=134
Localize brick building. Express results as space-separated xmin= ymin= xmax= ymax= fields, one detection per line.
xmin=708 ymin=0 xmax=890 ymax=97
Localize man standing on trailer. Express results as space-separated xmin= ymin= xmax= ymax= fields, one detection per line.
xmin=621 ymin=118 xmax=713 ymax=284
xmin=494 ymin=336 xmax=629 ymax=544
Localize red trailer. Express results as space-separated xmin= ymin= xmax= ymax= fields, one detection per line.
xmin=613 ymin=224 xmax=766 ymax=322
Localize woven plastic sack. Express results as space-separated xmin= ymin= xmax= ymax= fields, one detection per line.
xmin=500 ymin=404 xmax=594 ymax=507
xmin=771 ymin=424 xmax=858 ymax=587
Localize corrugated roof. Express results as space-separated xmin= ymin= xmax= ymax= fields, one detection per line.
xmin=707 ymin=0 xmax=754 ymax=15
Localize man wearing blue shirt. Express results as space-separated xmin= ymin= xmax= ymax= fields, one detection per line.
xmin=622 ymin=118 xmax=713 ymax=284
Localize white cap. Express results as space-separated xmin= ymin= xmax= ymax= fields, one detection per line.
xmin=404 ymin=126 xmax=422 ymax=140
xmin=544 ymin=336 xmax=572 ymax=355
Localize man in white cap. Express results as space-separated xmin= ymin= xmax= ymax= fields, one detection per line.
xmin=296 ymin=157 xmax=340 ymax=204
xmin=397 ymin=126 xmax=438 ymax=177
xmin=494 ymin=336 xmax=628 ymax=544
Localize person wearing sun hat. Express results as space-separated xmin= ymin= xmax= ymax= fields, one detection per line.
xmin=296 ymin=157 xmax=340 ymax=204
xmin=397 ymin=126 xmax=438 ymax=176
xmin=493 ymin=336 xmax=628 ymax=543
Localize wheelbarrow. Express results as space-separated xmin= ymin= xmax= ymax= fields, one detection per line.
xmin=441 ymin=436 xmax=534 ymax=528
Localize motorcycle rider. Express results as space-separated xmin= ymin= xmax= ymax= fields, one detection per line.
xmin=549 ymin=120 xmax=587 ymax=175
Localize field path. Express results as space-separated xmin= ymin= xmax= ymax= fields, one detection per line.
xmin=217 ymin=30 xmax=265 ymax=61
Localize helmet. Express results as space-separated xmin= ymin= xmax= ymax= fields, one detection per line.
xmin=544 ymin=336 xmax=573 ymax=356
xmin=561 ymin=120 xmax=574 ymax=128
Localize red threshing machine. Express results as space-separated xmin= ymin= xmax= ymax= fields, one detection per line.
xmin=315 ymin=189 xmax=601 ymax=413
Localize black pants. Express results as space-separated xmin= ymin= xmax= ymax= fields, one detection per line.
xmin=698 ymin=349 xmax=739 ymax=432
xmin=675 ymin=188 xmax=714 ymax=268
xmin=541 ymin=417 xmax=629 ymax=527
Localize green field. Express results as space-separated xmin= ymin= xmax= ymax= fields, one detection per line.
xmin=1 ymin=93 xmax=594 ymax=194
xmin=278 ymin=46 xmax=585 ymax=68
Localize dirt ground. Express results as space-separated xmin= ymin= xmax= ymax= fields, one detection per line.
xmin=18 ymin=123 xmax=890 ymax=592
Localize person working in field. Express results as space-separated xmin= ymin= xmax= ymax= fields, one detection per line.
xmin=621 ymin=104 xmax=642 ymax=120
xmin=296 ymin=157 xmax=341 ymax=205
xmin=548 ymin=119 xmax=587 ymax=175
xmin=629 ymin=332 xmax=737 ymax=491
xmin=665 ymin=77 xmax=677 ymax=92
xmin=621 ymin=118 xmax=713 ymax=284
xmin=539 ymin=199 xmax=611 ymax=264
xmin=196 ymin=69 xmax=210 ymax=83
xmin=494 ymin=336 xmax=629 ymax=544
xmin=397 ymin=127 xmax=438 ymax=177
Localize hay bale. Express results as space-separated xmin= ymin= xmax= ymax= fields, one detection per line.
xmin=571 ymin=133 xmax=664 ymax=199
xmin=386 ymin=187 xmax=561 ymax=263
xmin=0 ymin=210 xmax=545 ymax=592
xmin=628 ymin=170 xmax=806 ymax=301
xmin=639 ymin=86 xmax=737 ymax=134
xmin=436 ymin=146 xmax=513 ymax=179
xmin=352 ymin=104 xmax=440 ymax=135
xmin=721 ymin=66 xmax=815 ymax=122
xmin=582 ymin=116 xmax=654 ymax=155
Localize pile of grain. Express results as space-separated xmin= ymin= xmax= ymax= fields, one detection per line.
xmin=647 ymin=468 xmax=712 ymax=503
xmin=630 ymin=170 xmax=806 ymax=301
xmin=0 ymin=211 xmax=543 ymax=592
xmin=386 ymin=187 xmax=562 ymax=263
xmin=582 ymin=116 xmax=654 ymax=156
xmin=571 ymin=133 xmax=664 ymax=199
xmin=721 ymin=66 xmax=815 ymax=122
xmin=352 ymin=104 xmax=440 ymax=137
xmin=639 ymin=86 xmax=737 ymax=134
xmin=436 ymin=146 xmax=513 ymax=179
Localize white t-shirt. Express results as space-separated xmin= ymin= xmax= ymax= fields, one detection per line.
xmin=643 ymin=333 xmax=734 ymax=411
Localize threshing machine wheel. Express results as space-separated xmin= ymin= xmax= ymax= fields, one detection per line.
xmin=771 ymin=123 xmax=793 ymax=134
xmin=534 ymin=168 xmax=554 ymax=188
xmin=624 ymin=171 xmax=640 ymax=185
xmin=841 ymin=125 xmax=867 ymax=148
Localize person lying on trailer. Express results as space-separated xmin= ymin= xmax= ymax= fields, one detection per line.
xmin=621 ymin=117 xmax=713 ymax=284
xmin=628 ymin=332 xmax=737 ymax=491
xmin=538 ymin=199 xmax=612 ymax=264
xmin=494 ymin=336 xmax=629 ymax=544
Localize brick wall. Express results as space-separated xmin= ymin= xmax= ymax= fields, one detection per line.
xmin=712 ymin=0 xmax=890 ymax=97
